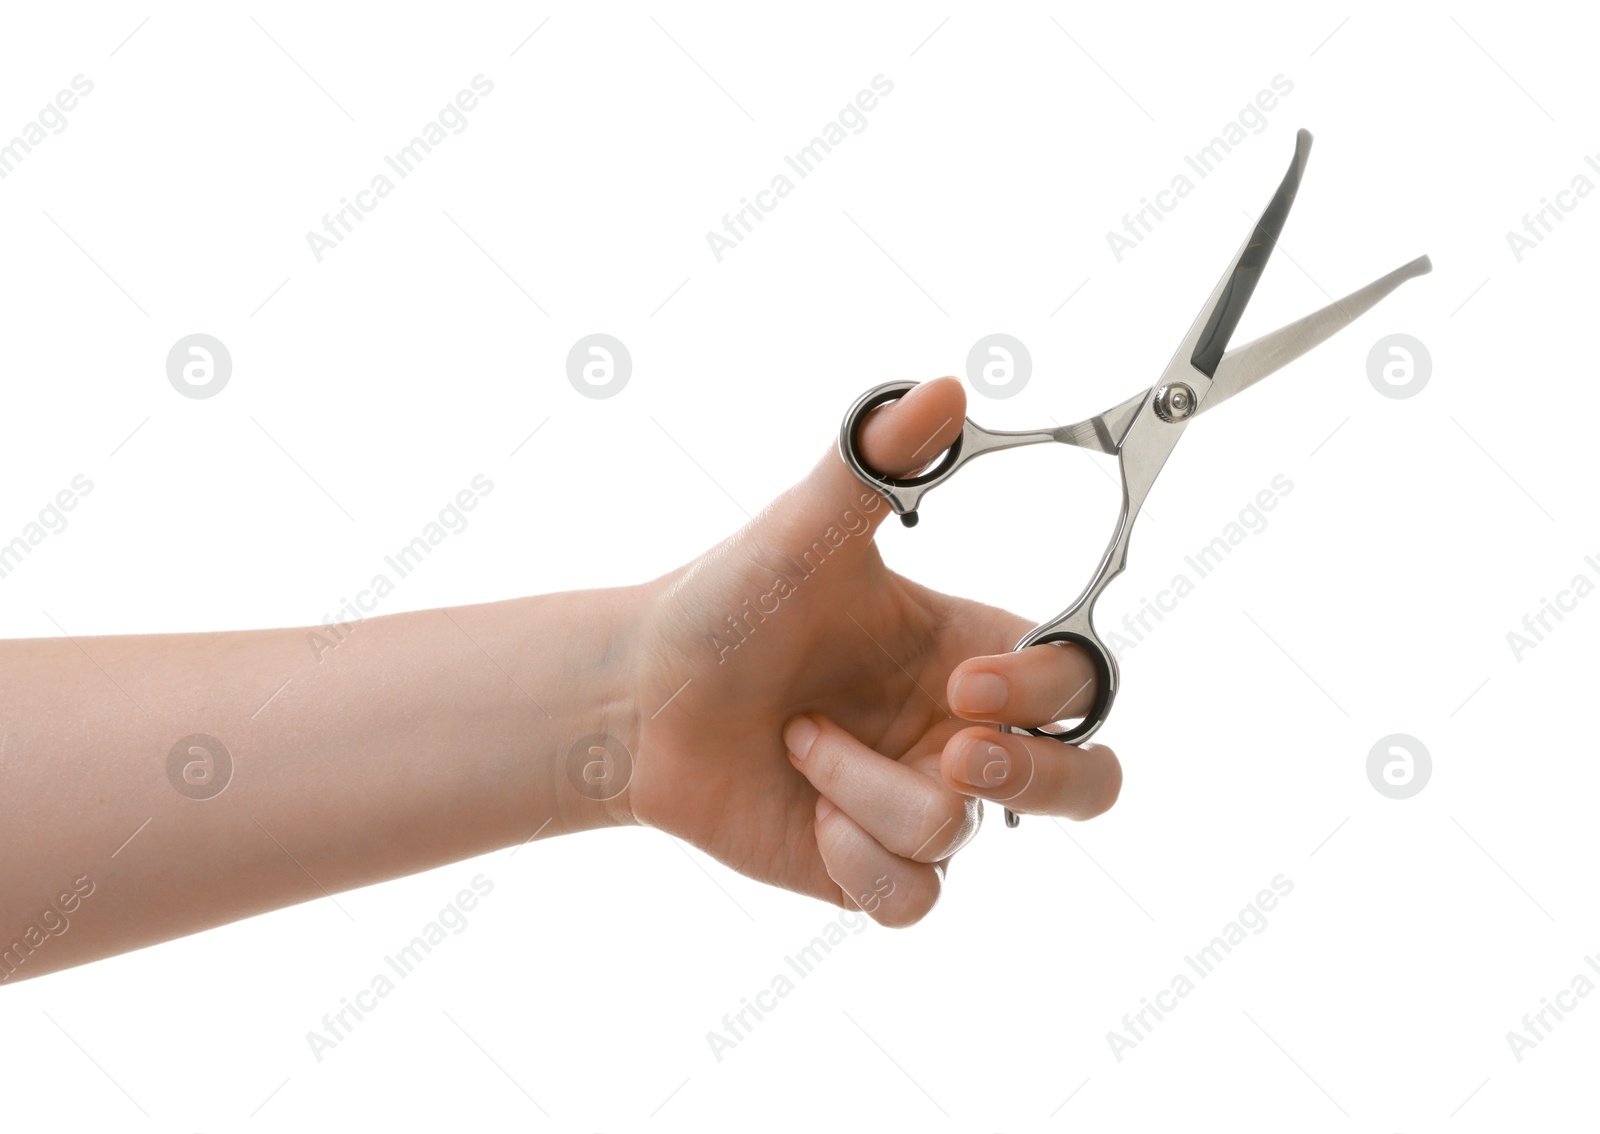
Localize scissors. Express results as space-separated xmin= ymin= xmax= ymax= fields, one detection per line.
xmin=837 ymin=130 xmax=1430 ymax=825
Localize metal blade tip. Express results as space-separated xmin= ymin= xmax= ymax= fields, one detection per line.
xmin=1285 ymin=129 xmax=1312 ymax=180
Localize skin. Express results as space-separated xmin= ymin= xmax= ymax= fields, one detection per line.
xmin=0 ymin=377 xmax=1120 ymax=984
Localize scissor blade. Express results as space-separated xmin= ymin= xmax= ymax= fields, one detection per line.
xmin=1200 ymin=254 xmax=1433 ymax=416
xmin=1189 ymin=128 xmax=1313 ymax=378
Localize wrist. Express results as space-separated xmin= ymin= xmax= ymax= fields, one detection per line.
xmin=518 ymin=584 xmax=646 ymax=838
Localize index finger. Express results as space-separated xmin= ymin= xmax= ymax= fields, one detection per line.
xmin=948 ymin=641 xmax=1101 ymax=728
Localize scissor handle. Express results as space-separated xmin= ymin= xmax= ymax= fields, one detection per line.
xmin=838 ymin=380 xmax=961 ymax=527
xmin=838 ymin=380 xmax=1058 ymax=527
xmin=839 ymin=379 xmax=1119 ymax=829
xmin=1000 ymin=616 xmax=1120 ymax=828
xmin=1009 ymin=623 xmax=1119 ymax=746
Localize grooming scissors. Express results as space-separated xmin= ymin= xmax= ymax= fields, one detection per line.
xmin=838 ymin=130 xmax=1430 ymax=824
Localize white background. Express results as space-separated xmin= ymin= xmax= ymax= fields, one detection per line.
xmin=0 ymin=2 xmax=1593 ymax=1130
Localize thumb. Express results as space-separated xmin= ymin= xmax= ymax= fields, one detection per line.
xmin=752 ymin=377 xmax=967 ymax=557
xmin=853 ymin=375 xmax=968 ymax=485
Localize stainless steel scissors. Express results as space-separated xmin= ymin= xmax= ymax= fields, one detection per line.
xmin=838 ymin=130 xmax=1430 ymax=824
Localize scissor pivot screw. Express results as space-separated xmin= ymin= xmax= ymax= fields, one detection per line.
xmin=1154 ymin=382 xmax=1196 ymax=422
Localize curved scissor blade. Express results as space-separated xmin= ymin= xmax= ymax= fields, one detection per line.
xmin=1188 ymin=128 xmax=1313 ymax=378
xmin=1200 ymin=254 xmax=1433 ymax=417
xmin=1058 ymin=130 xmax=1317 ymax=457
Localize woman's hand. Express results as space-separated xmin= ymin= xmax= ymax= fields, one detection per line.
xmin=624 ymin=376 xmax=1123 ymax=926
xmin=0 ymin=376 xmax=1119 ymax=983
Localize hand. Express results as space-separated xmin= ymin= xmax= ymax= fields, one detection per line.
xmin=0 ymin=376 xmax=1118 ymax=979
xmin=624 ymin=377 xmax=1123 ymax=926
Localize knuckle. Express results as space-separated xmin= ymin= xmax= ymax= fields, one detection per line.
xmin=808 ymin=728 xmax=850 ymax=788
xmin=905 ymin=794 xmax=969 ymax=862
xmin=869 ymin=869 xmax=941 ymax=928
xmin=1065 ymin=744 xmax=1121 ymax=818
xmin=1005 ymin=740 xmax=1040 ymax=799
xmin=1096 ymin=748 xmax=1124 ymax=813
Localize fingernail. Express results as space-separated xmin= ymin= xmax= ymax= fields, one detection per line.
xmin=815 ymin=795 xmax=836 ymax=822
xmin=785 ymin=716 xmax=820 ymax=762
xmin=953 ymin=736 xmax=1013 ymax=790
xmin=953 ymin=672 xmax=1008 ymax=715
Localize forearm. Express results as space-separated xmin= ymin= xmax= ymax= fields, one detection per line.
xmin=1 ymin=588 xmax=641 ymax=984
